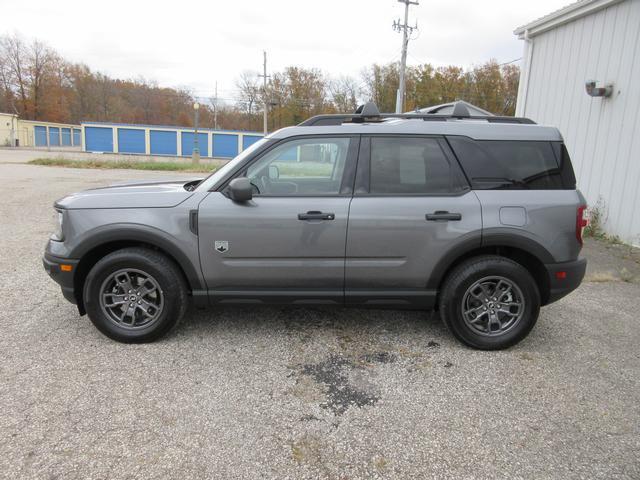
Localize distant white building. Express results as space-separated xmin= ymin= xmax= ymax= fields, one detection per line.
xmin=515 ymin=0 xmax=640 ymax=246
xmin=0 ymin=112 xmax=18 ymax=146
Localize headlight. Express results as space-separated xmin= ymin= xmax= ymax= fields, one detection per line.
xmin=51 ymin=209 xmax=64 ymax=241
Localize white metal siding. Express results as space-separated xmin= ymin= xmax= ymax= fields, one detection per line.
xmin=517 ymin=0 xmax=640 ymax=246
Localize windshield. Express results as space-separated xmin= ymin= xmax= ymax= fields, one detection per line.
xmin=195 ymin=138 xmax=270 ymax=192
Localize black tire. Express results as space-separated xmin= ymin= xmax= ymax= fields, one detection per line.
xmin=83 ymin=247 xmax=188 ymax=343
xmin=438 ymin=255 xmax=540 ymax=350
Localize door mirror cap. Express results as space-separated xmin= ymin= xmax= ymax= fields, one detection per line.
xmin=228 ymin=177 xmax=253 ymax=202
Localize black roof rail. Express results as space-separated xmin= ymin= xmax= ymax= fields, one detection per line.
xmin=299 ymin=101 xmax=536 ymax=126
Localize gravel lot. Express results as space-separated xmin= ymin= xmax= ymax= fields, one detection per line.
xmin=1 ymin=151 xmax=639 ymax=479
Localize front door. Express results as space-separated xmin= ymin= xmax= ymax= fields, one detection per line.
xmin=345 ymin=135 xmax=482 ymax=307
xmin=198 ymin=135 xmax=359 ymax=304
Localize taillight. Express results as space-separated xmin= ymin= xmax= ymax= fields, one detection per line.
xmin=576 ymin=205 xmax=588 ymax=245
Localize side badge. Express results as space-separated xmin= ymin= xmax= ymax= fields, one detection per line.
xmin=214 ymin=241 xmax=229 ymax=253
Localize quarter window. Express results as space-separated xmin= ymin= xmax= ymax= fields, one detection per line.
xmin=448 ymin=137 xmax=565 ymax=190
xmin=369 ymin=137 xmax=466 ymax=194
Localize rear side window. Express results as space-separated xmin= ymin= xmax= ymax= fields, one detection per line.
xmin=369 ymin=137 xmax=467 ymax=194
xmin=447 ymin=136 xmax=568 ymax=190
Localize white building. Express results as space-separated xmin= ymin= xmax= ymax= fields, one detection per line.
xmin=0 ymin=112 xmax=18 ymax=147
xmin=515 ymin=0 xmax=640 ymax=246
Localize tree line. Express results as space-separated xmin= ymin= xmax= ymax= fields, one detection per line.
xmin=1 ymin=34 xmax=520 ymax=132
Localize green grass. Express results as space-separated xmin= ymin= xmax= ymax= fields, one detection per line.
xmin=29 ymin=157 xmax=216 ymax=173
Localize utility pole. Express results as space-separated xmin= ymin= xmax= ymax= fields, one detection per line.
xmin=213 ymin=81 xmax=219 ymax=130
xmin=192 ymin=102 xmax=200 ymax=164
xmin=393 ymin=0 xmax=419 ymax=113
xmin=258 ymin=51 xmax=270 ymax=135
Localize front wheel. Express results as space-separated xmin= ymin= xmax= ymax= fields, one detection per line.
xmin=83 ymin=247 xmax=188 ymax=343
xmin=439 ymin=255 xmax=540 ymax=350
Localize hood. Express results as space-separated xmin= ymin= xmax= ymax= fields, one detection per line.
xmin=55 ymin=178 xmax=203 ymax=209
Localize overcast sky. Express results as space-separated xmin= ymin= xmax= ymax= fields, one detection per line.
xmin=1 ymin=0 xmax=569 ymax=102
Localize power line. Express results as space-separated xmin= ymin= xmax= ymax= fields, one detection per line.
xmin=497 ymin=57 xmax=523 ymax=66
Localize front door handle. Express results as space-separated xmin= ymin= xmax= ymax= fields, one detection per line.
xmin=298 ymin=211 xmax=335 ymax=221
xmin=426 ymin=211 xmax=462 ymax=221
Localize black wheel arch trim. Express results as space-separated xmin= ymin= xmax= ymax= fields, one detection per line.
xmin=68 ymin=223 xmax=205 ymax=291
xmin=426 ymin=232 xmax=482 ymax=289
xmin=426 ymin=229 xmax=555 ymax=289
xmin=481 ymin=229 xmax=555 ymax=264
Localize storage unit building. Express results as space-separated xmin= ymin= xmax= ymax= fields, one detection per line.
xmin=17 ymin=120 xmax=82 ymax=147
xmin=82 ymin=122 xmax=263 ymax=160
xmin=514 ymin=0 xmax=640 ymax=245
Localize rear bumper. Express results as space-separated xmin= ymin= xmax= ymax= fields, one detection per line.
xmin=544 ymin=257 xmax=587 ymax=304
xmin=43 ymin=253 xmax=79 ymax=306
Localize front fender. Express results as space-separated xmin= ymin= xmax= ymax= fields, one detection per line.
xmin=65 ymin=222 xmax=205 ymax=291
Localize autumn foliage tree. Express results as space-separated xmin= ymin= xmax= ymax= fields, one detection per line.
xmin=1 ymin=33 xmax=520 ymax=132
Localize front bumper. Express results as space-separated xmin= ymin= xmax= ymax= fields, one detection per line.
xmin=544 ymin=257 xmax=587 ymax=304
xmin=43 ymin=252 xmax=79 ymax=306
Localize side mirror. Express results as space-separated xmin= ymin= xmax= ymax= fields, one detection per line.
xmin=228 ymin=177 xmax=253 ymax=202
xmin=268 ymin=165 xmax=280 ymax=180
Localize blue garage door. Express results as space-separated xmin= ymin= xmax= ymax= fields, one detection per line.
xmin=242 ymin=135 xmax=262 ymax=150
xmin=49 ymin=127 xmax=60 ymax=146
xmin=73 ymin=129 xmax=81 ymax=146
xmin=213 ymin=134 xmax=238 ymax=158
xmin=35 ymin=126 xmax=47 ymax=146
xmin=181 ymin=132 xmax=208 ymax=157
xmin=150 ymin=130 xmax=177 ymax=155
xmin=61 ymin=128 xmax=72 ymax=146
xmin=117 ymin=128 xmax=146 ymax=154
xmin=85 ymin=126 xmax=114 ymax=152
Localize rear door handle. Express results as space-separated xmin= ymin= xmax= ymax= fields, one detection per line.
xmin=426 ymin=211 xmax=462 ymax=221
xmin=298 ymin=211 xmax=335 ymax=221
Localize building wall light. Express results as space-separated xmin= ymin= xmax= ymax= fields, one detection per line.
xmin=585 ymin=80 xmax=613 ymax=98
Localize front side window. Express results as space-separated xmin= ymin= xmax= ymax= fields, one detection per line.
xmin=369 ymin=137 xmax=466 ymax=194
xmin=448 ymin=137 xmax=565 ymax=190
xmin=246 ymin=137 xmax=350 ymax=195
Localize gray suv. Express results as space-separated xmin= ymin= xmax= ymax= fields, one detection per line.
xmin=43 ymin=102 xmax=587 ymax=349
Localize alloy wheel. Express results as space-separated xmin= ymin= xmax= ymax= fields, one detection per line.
xmin=99 ymin=268 xmax=164 ymax=330
xmin=461 ymin=276 xmax=525 ymax=336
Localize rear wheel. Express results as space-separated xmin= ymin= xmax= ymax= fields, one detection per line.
xmin=83 ymin=247 xmax=188 ymax=343
xmin=439 ymin=255 xmax=540 ymax=350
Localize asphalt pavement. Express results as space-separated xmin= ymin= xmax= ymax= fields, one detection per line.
xmin=0 ymin=152 xmax=638 ymax=479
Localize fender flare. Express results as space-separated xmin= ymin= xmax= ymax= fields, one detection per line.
xmin=68 ymin=223 xmax=205 ymax=291
xmin=426 ymin=229 xmax=554 ymax=289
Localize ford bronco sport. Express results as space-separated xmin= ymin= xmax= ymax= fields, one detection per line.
xmin=43 ymin=102 xmax=587 ymax=349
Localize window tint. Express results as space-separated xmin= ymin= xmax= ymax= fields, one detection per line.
xmin=447 ymin=137 xmax=565 ymax=190
xmin=551 ymin=142 xmax=577 ymax=189
xmin=369 ymin=137 xmax=466 ymax=194
xmin=246 ymin=137 xmax=350 ymax=195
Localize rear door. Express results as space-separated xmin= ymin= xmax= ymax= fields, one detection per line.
xmin=345 ymin=135 xmax=482 ymax=307
xmin=197 ymin=135 xmax=359 ymax=304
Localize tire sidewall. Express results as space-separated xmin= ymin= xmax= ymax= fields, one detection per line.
xmin=84 ymin=251 xmax=184 ymax=343
xmin=443 ymin=259 xmax=540 ymax=350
